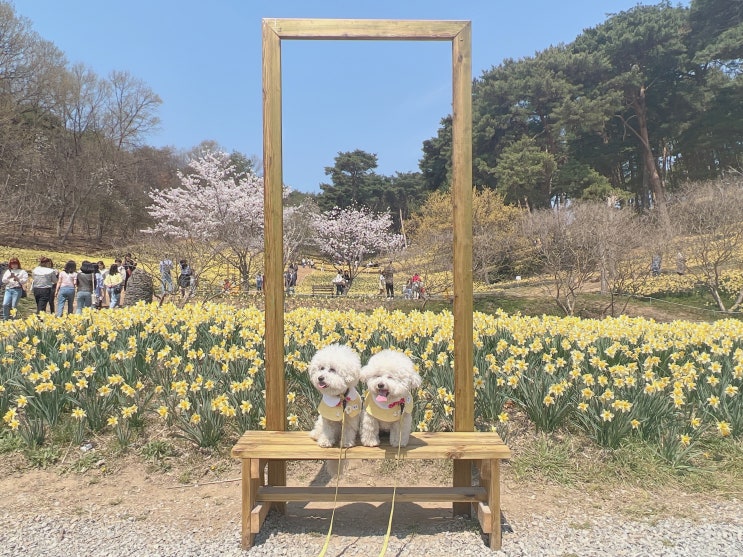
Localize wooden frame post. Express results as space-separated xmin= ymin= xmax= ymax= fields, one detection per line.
xmin=262 ymin=17 xmax=474 ymax=507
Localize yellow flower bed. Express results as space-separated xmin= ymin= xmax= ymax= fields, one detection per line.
xmin=631 ymin=269 xmax=743 ymax=299
xmin=1 ymin=304 xmax=741 ymax=461
xmin=0 ymin=245 xmax=110 ymax=268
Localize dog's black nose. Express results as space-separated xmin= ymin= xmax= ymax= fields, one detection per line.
xmin=377 ymin=383 xmax=385 ymax=389
xmin=318 ymin=376 xmax=325 ymax=382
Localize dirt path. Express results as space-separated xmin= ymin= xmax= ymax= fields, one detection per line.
xmin=0 ymin=452 xmax=732 ymax=541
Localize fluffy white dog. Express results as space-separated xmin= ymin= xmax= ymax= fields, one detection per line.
xmin=360 ymin=349 xmax=421 ymax=447
xmin=307 ymin=344 xmax=362 ymax=448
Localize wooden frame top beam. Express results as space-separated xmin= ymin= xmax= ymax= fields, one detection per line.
xmin=263 ymin=18 xmax=469 ymax=40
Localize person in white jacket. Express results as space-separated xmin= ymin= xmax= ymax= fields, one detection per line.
xmin=2 ymin=257 xmax=29 ymax=320
xmin=31 ymin=257 xmax=58 ymax=314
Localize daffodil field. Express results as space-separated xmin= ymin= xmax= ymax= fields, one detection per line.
xmin=632 ymin=269 xmax=743 ymax=299
xmin=1 ymin=303 xmax=742 ymax=465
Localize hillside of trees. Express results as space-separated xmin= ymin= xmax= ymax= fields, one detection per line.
xmin=421 ymin=0 xmax=743 ymax=218
xmin=1 ymin=1 xmax=742 ymax=248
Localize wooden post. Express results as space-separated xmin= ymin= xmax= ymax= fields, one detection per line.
xmin=262 ymin=19 xmax=286 ymax=492
xmin=451 ymin=21 xmax=474 ymax=516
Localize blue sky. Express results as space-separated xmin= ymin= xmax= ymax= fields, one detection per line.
xmin=17 ymin=1 xmax=663 ymax=193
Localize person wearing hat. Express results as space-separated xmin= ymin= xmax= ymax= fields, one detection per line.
xmin=2 ymin=257 xmax=29 ymax=320
xmin=31 ymin=257 xmax=58 ymax=314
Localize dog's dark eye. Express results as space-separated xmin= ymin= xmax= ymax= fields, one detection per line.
xmin=328 ymin=367 xmax=336 ymax=374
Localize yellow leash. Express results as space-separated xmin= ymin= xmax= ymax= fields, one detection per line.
xmin=316 ymin=402 xmax=406 ymax=556
xmin=378 ymin=410 xmax=405 ymax=557
xmin=317 ymin=404 xmax=347 ymax=557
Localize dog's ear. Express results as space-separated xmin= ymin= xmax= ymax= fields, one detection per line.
xmin=340 ymin=365 xmax=361 ymax=385
xmin=342 ymin=348 xmax=362 ymax=381
xmin=359 ymin=364 xmax=372 ymax=382
xmin=407 ymin=369 xmax=422 ymax=391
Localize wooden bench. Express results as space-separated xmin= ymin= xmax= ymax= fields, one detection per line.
xmin=311 ymin=284 xmax=336 ymax=296
xmin=231 ymin=430 xmax=510 ymax=550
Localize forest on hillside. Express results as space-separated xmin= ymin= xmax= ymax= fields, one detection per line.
xmin=0 ymin=0 xmax=741 ymax=245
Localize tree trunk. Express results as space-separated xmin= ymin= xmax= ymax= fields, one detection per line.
xmin=61 ymin=204 xmax=82 ymax=243
xmin=632 ymin=86 xmax=669 ymax=227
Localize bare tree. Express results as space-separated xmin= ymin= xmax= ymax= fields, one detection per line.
xmin=584 ymin=202 xmax=656 ymax=316
xmin=669 ymin=178 xmax=743 ymax=312
xmin=0 ymin=4 xmax=67 ymax=232
xmin=523 ymin=204 xmax=600 ymax=315
xmin=283 ymin=200 xmax=318 ymax=268
xmin=102 ymin=70 xmax=161 ymax=150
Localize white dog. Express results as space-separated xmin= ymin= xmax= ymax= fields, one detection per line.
xmin=360 ymin=349 xmax=421 ymax=447
xmin=307 ymin=344 xmax=362 ymax=448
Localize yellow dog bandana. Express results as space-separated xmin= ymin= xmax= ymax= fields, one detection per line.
xmin=364 ymin=391 xmax=413 ymax=422
xmin=317 ymin=387 xmax=361 ymax=421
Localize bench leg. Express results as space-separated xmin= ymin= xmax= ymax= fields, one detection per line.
xmin=241 ymin=459 xmax=257 ymax=548
xmin=268 ymin=460 xmax=286 ymax=514
xmin=452 ymin=460 xmax=472 ymax=516
xmin=487 ymin=458 xmax=502 ymax=550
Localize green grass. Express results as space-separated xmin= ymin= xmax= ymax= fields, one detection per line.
xmin=23 ymin=446 xmax=61 ymax=469
xmin=141 ymin=440 xmax=177 ymax=462
xmin=510 ymin=434 xmax=580 ymax=485
xmin=506 ymin=431 xmax=743 ymax=499
xmin=0 ymin=430 xmax=22 ymax=454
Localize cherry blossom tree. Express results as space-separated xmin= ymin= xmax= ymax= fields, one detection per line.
xmin=144 ymin=150 xmax=267 ymax=288
xmin=311 ymin=205 xmax=404 ymax=292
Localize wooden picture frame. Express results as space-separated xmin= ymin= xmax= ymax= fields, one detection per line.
xmin=262 ymin=18 xmax=473 ymax=507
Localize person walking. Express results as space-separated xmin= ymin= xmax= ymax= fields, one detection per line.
xmin=2 ymin=257 xmax=29 ymax=320
xmin=31 ymin=257 xmax=58 ymax=314
xmin=104 ymin=264 xmax=124 ymax=308
xmin=383 ymin=261 xmax=395 ymax=299
xmin=55 ymin=260 xmax=77 ymax=317
xmin=159 ymin=256 xmax=174 ymax=294
xmin=75 ymin=261 xmax=96 ymax=314
xmin=122 ymin=253 xmax=136 ymax=291
xmin=177 ymin=260 xmax=193 ymax=297
xmin=332 ymin=271 xmax=345 ymax=296
xmin=94 ymin=261 xmax=107 ymax=308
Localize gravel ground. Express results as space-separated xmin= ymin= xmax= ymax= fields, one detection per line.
xmin=2 ymin=500 xmax=742 ymax=557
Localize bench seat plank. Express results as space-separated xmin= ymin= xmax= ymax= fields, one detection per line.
xmin=232 ymin=431 xmax=511 ymax=460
